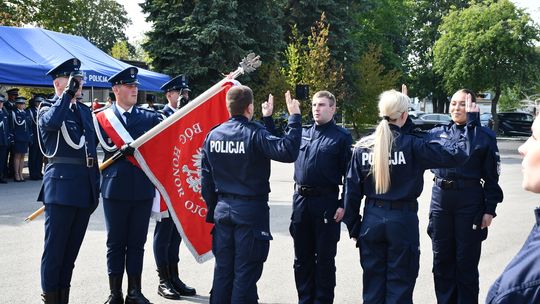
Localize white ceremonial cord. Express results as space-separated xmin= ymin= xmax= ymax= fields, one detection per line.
xmin=92 ymin=113 xmax=117 ymax=152
xmin=11 ymin=110 xmax=26 ymax=126
xmin=60 ymin=122 xmax=85 ymax=149
xmin=36 ymin=104 xmax=60 ymax=158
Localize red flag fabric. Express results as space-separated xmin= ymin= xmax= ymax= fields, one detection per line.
xmin=134 ymin=83 xmax=232 ymax=263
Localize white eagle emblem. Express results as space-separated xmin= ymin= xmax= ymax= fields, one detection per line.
xmin=182 ymin=147 xmax=202 ymax=193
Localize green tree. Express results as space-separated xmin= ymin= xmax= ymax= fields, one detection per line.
xmin=498 ymin=87 xmax=522 ymax=112
xmin=0 ymin=0 xmax=32 ymax=26
xmin=142 ymin=0 xmax=284 ymax=93
xmin=433 ymin=0 xmax=540 ymax=131
xmin=283 ymin=0 xmax=359 ymax=105
xmin=347 ymin=44 xmax=400 ymax=136
xmin=110 ymin=41 xmax=131 ymax=60
xmin=10 ymin=0 xmax=129 ymax=53
xmin=353 ymin=0 xmax=412 ymax=73
xmin=407 ymin=0 xmax=470 ymax=113
xmin=281 ymin=13 xmax=344 ymax=120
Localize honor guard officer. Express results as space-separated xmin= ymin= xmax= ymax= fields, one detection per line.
xmin=38 ymin=58 xmax=100 ymax=303
xmin=343 ymin=90 xmax=479 ymax=304
xmin=159 ymin=74 xmax=189 ymax=117
xmin=5 ymin=88 xmax=19 ymax=112
xmin=264 ymin=90 xmax=352 ymax=303
xmin=95 ymin=67 xmax=161 ymax=304
xmin=427 ymin=90 xmax=503 ymax=304
xmin=0 ymin=94 xmax=12 ymax=183
xmin=27 ymin=94 xmax=46 ymax=180
xmin=4 ymin=88 xmax=18 ymax=178
xmin=201 ymin=87 xmax=302 ymax=304
xmin=486 ymin=111 xmax=540 ymax=303
xmin=151 ymin=74 xmax=196 ymax=300
xmin=11 ymin=96 xmax=32 ymax=182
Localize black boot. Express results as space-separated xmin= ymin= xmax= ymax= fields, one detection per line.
xmin=59 ymin=288 xmax=70 ymax=304
xmin=157 ymin=266 xmax=181 ymax=299
xmin=104 ymin=275 xmax=124 ymax=304
xmin=169 ymin=264 xmax=196 ymax=296
xmin=125 ymin=276 xmax=152 ymax=304
xmin=42 ymin=291 xmax=59 ymax=304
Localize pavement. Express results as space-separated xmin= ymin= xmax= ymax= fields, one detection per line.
xmin=0 ymin=138 xmax=537 ymax=303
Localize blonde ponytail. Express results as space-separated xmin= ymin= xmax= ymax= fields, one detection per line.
xmin=355 ymin=89 xmax=410 ymax=194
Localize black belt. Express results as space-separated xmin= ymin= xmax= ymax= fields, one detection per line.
xmin=48 ymin=156 xmax=95 ymax=167
xmin=366 ymin=199 xmax=418 ymax=212
xmin=295 ymin=184 xmax=339 ymax=197
xmin=433 ymin=177 xmax=481 ymax=190
xmin=218 ymin=193 xmax=268 ymax=201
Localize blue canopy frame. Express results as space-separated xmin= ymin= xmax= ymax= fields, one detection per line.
xmin=0 ymin=26 xmax=170 ymax=91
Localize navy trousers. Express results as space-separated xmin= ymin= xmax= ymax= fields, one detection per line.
xmin=359 ymin=201 xmax=420 ymax=304
xmin=41 ymin=204 xmax=91 ymax=292
xmin=290 ymin=193 xmax=340 ymax=304
xmin=428 ymin=185 xmax=487 ymax=304
xmin=103 ymin=198 xmax=153 ymax=276
xmin=28 ymin=140 xmax=43 ymax=179
xmin=486 ymin=208 xmax=540 ymax=303
xmin=153 ymin=216 xmax=181 ymax=267
xmin=0 ymin=145 xmax=7 ymax=180
xmin=210 ymin=198 xmax=272 ymax=304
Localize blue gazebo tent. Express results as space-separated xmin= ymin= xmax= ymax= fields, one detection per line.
xmin=0 ymin=26 xmax=170 ymax=91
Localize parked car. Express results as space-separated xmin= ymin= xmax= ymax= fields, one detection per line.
xmin=490 ymin=112 xmax=534 ymax=136
xmin=141 ymin=103 xmax=166 ymax=111
xmin=412 ymin=113 xmax=452 ymax=130
xmin=408 ymin=107 xmax=425 ymax=119
xmin=480 ymin=113 xmax=492 ymax=127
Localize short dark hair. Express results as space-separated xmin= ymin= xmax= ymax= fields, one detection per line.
xmin=226 ymin=85 xmax=253 ymax=115
xmin=456 ymin=89 xmax=476 ymax=103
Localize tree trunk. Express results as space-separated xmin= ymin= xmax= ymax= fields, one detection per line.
xmin=491 ymin=86 xmax=501 ymax=133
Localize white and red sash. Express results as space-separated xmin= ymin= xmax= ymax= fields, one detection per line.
xmin=94 ymin=107 xmax=165 ymax=216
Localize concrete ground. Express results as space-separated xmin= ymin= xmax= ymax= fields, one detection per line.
xmin=0 ymin=138 xmax=536 ymax=303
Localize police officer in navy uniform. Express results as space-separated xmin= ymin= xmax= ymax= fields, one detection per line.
xmin=426 ymin=89 xmax=503 ymax=304
xmin=5 ymin=88 xmax=19 ymax=112
xmin=96 ymin=67 xmax=161 ymax=304
xmin=265 ymin=90 xmax=352 ymax=303
xmin=201 ymin=87 xmax=302 ymax=304
xmin=151 ymin=74 xmax=196 ymax=300
xmin=343 ymin=90 xmax=479 ymax=304
xmin=0 ymin=94 xmax=13 ymax=184
xmin=38 ymin=58 xmax=100 ymax=303
xmin=486 ymin=112 xmax=540 ymax=303
xmin=3 ymin=88 xmax=19 ymax=179
xmin=27 ymin=94 xmax=45 ymax=180
xmin=11 ymin=96 xmax=32 ymax=182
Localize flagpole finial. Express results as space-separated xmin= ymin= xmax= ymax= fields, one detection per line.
xmin=239 ymin=53 xmax=261 ymax=74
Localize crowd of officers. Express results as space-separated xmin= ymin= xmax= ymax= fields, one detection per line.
xmin=11 ymin=56 xmax=525 ymax=304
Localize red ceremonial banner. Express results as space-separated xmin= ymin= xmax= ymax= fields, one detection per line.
xmin=135 ymin=83 xmax=232 ymax=263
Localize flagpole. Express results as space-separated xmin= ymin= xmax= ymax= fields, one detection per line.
xmin=24 ymin=53 xmax=261 ymax=223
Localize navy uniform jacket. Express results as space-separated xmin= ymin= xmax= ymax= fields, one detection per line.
xmin=343 ymin=122 xmax=474 ymax=238
xmin=160 ymin=105 xmax=175 ymax=118
xmin=11 ymin=108 xmax=32 ymax=143
xmin=97 ymin=104 xmax=161 ymax=201
xmin=0 ymin=109 xmax=13 ymax=146
xmin=201 ymin=114 xmax=302 ymax=222
xmin=428 ymin=123 xmax=503 ymax=214
xmin=27 ymin=106 xmax=39 ymax=142
xmin=38 ymin=95 xmax=100 ymax=208
xmin=295 ymin=120 xmax=352 ymax=206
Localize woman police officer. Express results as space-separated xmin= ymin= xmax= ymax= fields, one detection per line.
xmin=343 ymin=89 xmax=478 ymax=303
